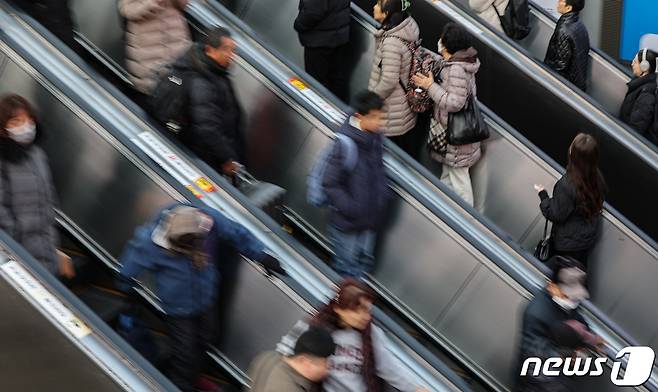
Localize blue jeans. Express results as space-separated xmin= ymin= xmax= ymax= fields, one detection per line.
xmin=328 ymin=226 xmax=376 ymax=279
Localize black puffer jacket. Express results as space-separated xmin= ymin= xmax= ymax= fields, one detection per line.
xmin=175 ymin=44 xmax=245 ymax=169
xmin=544 ymin=12 xmax=590 ymax=91
xmin=294 ymin=0 xmax=351 ymax=48
xmin=514 ymin=290 xmax=588 ymax=392
xmin=538 ymin=175 xmax=601 ymax=252
xmin=620 ymin=73 xmax=657 ymax=141
xmin=10 ymin=0 xmax=79 ymax=51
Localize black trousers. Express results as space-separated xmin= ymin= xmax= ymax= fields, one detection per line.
xmin=389 ymin=110 xmax=432 ymax=160
xmin=165 ymin=309 xmax=216 ymax=392
xmin=304 ymin=43 xmax=351 ymax=102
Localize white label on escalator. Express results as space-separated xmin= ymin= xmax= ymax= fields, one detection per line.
xmin=1 ymin=261 xmax=91 ymax=339
xmin=289 ymin=78 xmax=346 ymax=123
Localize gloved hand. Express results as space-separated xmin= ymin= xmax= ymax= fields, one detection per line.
xmin=260 ymin=254 xmax=287 ymax=276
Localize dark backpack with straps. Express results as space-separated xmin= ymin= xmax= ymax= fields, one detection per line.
xmin=389 ymin=37 xmax=437 ymax=113
xmin=497 ymin=0 xmax=531 ymax=40
xmin=149 ymin=64 xmax=195 ymax=136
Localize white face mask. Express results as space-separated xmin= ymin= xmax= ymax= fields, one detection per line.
xmin=438 ymin=39 xmax=445 ymax=54
xmin=553 ymin=296 xmax=580 ymax=311
xmin=6 ymin=122 xmax=36 ymax=145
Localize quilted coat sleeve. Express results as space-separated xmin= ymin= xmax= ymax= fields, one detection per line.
xmin=469 ymin=0 xmax=493 ymax=13
xmin=118 ymin=0 xmax=165 ymax=21
xmin=545 ymin=30 xmax=573 ymax=74
xmin=322 ymin=140 xmax=358 ymax=218
xmin=428 ymin=64 xmax=470 ymax=114
xmin=539 ymin=178 xmax=576 ymax=224
xmin=371 ymin=37 xmax=405 ymax=100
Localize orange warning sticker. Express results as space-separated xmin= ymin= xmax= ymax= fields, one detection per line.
xmin=195 ymin=178 xmax=215 ymax=193
xmin=289 ymin=77 xmax=307 ymax=90
xmin=186 ymin=185 xmax=203 ymax=199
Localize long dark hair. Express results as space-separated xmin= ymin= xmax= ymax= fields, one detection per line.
xmin=378 ymin=0 xmax=408 ymax=30
xmin=310 ymin=279 xmax=379 ymax=392
xmin=566 ymin=133 xmax=606 ymax=221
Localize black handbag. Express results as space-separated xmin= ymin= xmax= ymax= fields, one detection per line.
xmin=534 ymin=219 xmax=553 ymax=262
xmin=235 ymin=169 xmax=286 ymax=220
xmin=447 ymin=94 xmax=489 ymax=146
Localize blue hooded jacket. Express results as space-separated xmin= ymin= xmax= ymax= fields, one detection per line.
xmin=118 ymin=204 xmax=269 ymax=317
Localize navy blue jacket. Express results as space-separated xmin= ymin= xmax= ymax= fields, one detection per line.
xmin=322 ymin=118 xmax=389 ymax=232
xmin=118 ymin=204 xmax=268 ymax=317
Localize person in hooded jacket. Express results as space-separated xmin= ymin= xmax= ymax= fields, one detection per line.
xmin=412 ymin=23 xmax=482 ymax=207
xmin=534 ymin=133 xmax=606 ymax=269
xmin=0 ymin=94 xmax=74 ymax=279
xmin=514 ymin=256 xmax=603 ymax=392
xmin=544 ymin=0 xmax=589 ymax=91
xmin=173 ymin=27 xmax=245 ymax=177
xmin=468 ymin=0 xmax=509 ymax=33
xmin=294 ymin=0 xmax=351 ymax=101
xmin=369 ymin=0 xmax=422 ymax=157
xmin=620 ymin=49 xmax=657 ymax=144
xmin=322 ymin=91 xmax=389 ymax=279
xmin=118 ymin=203 xmax=285 ymax=392
xmin=119 ymin=0 xmax=191 ymax=95
xmin=277 ymin=279 xmax=430 ymax=392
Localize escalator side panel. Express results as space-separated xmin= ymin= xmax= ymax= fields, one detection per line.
xmin=69 ymin=0 xmax=125 ymax=68
xmin=0 ymin=266 xmax=121 ymax=391
xmin=436 ymin=265 xmax=528 ymax=388
xmin=0 ymin=58 xmax=175 ymax=256
xmin=409 ymin=0 xmax=658 ymax=242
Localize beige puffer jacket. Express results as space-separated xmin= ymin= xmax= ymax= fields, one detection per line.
xmin=469 ymin=0 xmax=509 ymax=33
xmin=119 ymin=0 xmax=191 ymax=93
xmin=368 ymin=16 xmax=420 ymax=137
xmin=428 ymin=47 xmax=482 ymax=168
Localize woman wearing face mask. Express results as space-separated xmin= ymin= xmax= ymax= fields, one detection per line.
xmin=619 ymin=48 xmax=657 ymax=144
xmin=278 ymin=279 xmax=429 ymax=392
xmin=0 ymin=94 xmax=73 ymax=278
xmin=412 ymin=23 xmax=482 ymax=207
xmin=533 ymin=133 xmax=606 ymax=270
xmin=369 ymin=0 xmax=422 ymax=157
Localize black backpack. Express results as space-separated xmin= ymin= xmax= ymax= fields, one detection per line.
xmin=149 ymin=64 xmax=194 ymax=135
xmin=497 ymin=0 xmax=531 ymax=40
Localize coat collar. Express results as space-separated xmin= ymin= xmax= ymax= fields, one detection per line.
xmin=627 ymin=72 xmax=657 ymax=92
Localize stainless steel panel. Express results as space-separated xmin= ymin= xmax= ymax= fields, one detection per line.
xmin=471 ymin=129 xmax=556 ymax=244
xmin=218 ymin=262 xmax=308 ymax=369
xmin=374 ymin=189 xmax=481 ymax=323
xmin=0 ymin=273 xmax=121 ymax=391
xmin=436 ymin=264 xmax=528 ymax=388
xmin=241 ymin=0 xmax=304 ymax=66
xmin=0 ymin=59 xmax=174 ymax=256
xmin=231 ymin=61 xmax=317 ymax=184
xmin=69 ymin=0 xmax=125 ymax=67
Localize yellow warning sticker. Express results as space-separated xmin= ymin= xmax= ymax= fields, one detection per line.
xmin=290 ymin=77 xmax=307 ymax=90
xmin=194 ymin=178 xmax=215 ymax=193
xmin=186 ymin=185 xmax=203 ymax=199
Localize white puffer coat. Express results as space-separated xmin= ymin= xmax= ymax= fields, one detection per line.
xmin=368 ymin=16 xmax=420 ymax=137
xmin=119 ymin=0 xmax=191 ymax=93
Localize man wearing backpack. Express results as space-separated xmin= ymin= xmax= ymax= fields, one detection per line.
xmin=165 ymin=27 xmax=245 ymax=176
xmin=321 ymin=91 xmax=389 ymax=279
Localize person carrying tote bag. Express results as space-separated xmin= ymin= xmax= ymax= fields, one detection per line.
xmin=413 ymin=23 xmax=487 ymax=207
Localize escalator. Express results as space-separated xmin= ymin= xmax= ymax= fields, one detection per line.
xmin=232 ymin=0 xmax=658 ymax=243
xmin=0 ymin=4 xmax=472 ymax=391
xmin=0 ymin=230 xmax=178 ymax=391
xmin=168 ymin=1 xmax=658 ymax=389
xmin=11 ymin=0 xmax=657 ymax=391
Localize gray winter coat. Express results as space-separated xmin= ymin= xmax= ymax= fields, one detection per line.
xmin=368 ymin=16 xmax=419 ymax=137
xmin=119 ymin=0 xmax=191 ymax=93
xmin=469 ymin=0 xmax=509 ymax=32
xmin=428 ymin=47 xmax=482 ymax=168
xmin=0 ymin=143 xmax=58 ymax=273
